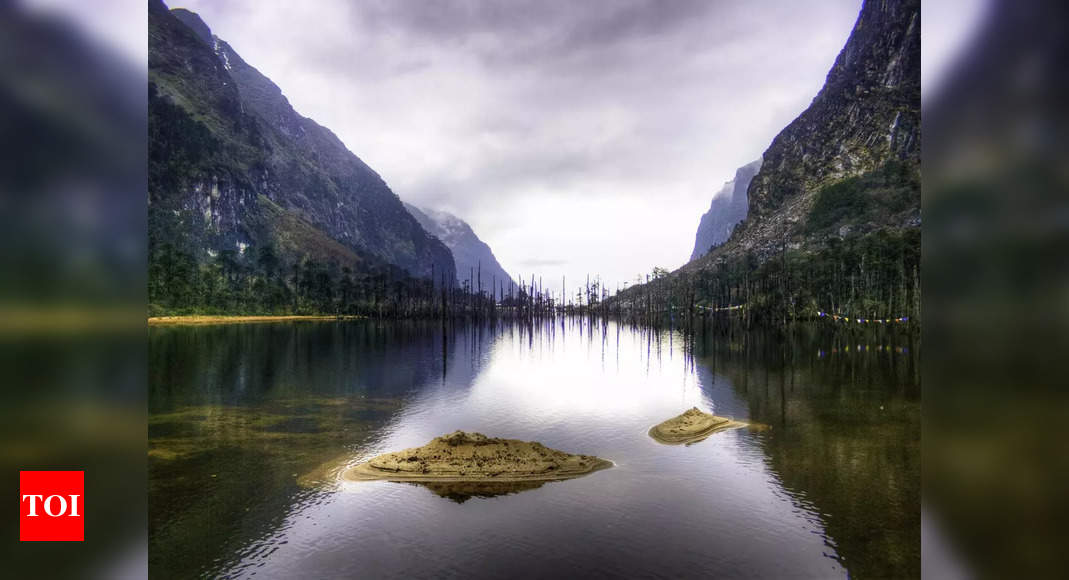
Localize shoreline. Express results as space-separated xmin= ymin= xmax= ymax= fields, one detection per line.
xmin=148 ymin=315 xmax=364 ymax=326
xmin=344 ymin=457 xmax=614 ymax=484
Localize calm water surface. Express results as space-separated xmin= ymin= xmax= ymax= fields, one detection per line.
xmin=149 ymin=319 xmax=919 ymax=578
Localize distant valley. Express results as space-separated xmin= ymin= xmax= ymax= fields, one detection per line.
xmin=405 ymin=204 xmax=514 ymax=299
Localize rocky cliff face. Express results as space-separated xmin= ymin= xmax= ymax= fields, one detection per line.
xmin=404 ymin=204 xmax=514 ymax=298
xmin=689 ymin=159 xmax=761 ymax=262
xmin=691 ymin=0 xmax=920 ymax=267
xmin=150 ymin=0 xmax=456 ymax=283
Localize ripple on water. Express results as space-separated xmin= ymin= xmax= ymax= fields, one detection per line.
xmin=150 ymin=320 xmax=918 ymax=578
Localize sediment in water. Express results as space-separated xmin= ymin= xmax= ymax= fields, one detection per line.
xmin=343 ymin=431 xmax=612 ymax=485
xmin=648 ymin=407 xmax=751 ymax=445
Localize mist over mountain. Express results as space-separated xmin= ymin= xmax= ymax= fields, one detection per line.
xmin=404 ymin=203 xmax=514 ymax=299
xmin=689 ymin=158 xmax=761 ymax=262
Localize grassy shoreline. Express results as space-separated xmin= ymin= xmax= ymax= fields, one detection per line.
xmin=148 ymin=315 xmax=364 ymax=326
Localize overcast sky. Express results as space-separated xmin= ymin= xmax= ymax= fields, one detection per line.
xmin=173 ymin=0 xmax=865 ymax=294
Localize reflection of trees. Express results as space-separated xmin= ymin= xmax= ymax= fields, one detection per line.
xmin=149 ymin=320 xmax=509 ymax=411
xmin=147 ymin=320 xmax=501 ymax=577
xmin=693 ymin=327 xmax=920 ymax=579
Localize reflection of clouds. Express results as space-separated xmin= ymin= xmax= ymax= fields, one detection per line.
xmin=463 ymin=322 xmax=708 ymax=420
xmin=349 ymin=320 xmax=759 ymax=456
xmin=225 ymin=320 xmax=841 ymax=578
xmin=341 ymin=323 xmax=503 ymax=453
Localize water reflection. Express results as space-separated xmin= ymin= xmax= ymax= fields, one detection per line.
xmin=148 ymin=321 xmax=498 ymax=579
xmin=149 ymin=319 xmax=919 ymax=578
xmin=693 ymin=326 xmax=921 ymax=578
xmin=407 ymin=480 xmax=549 ymax=503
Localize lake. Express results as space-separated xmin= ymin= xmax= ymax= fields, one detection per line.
xmin=149 ymin=318 xmax=919 ymax=578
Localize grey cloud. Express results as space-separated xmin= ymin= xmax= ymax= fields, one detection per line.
xmin=356 ymin=0 xmax=719 ymax=47
xmin=349 ymin=0 xmax=764 ymax=75
xmin=180 ymin=0 xmax=862 ymax=290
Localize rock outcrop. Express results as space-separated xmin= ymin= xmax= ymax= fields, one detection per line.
xmin=345 ymin=431 xmax=612 ymax=483
xmin=691 ymin=0 xmax=920 ymax=266
xmin=405 ymin=204 xmax=514 ymax=297
xmin=150 ymin=0 xmax=456 ymax=283
xmin=689 ymin=159 xmax=761 ymax=261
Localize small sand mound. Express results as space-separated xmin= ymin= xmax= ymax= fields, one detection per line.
xmin=343 ymin=431 xmax=612 ymax=484
xmin=648 ymin=407 xmax=749 ymax=445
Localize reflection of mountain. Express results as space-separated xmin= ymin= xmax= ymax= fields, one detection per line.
xmin=692 ymin=329 xmax=920 ymax=578
xmin=148 ymin=320 xmax=500 ymax=578
xmin=692 ymin=363 xmax=750 ymax=420
xmin=150 ymin=321 xmax=464 ymax=410
xmin=183 ymin=321 xmax=850 ymax=578
xmin=148 ymin=321 xmax=523 ymax=414
xmin=441 ymin=322 xmax=502 ymax=389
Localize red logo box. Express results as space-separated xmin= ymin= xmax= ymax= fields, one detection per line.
xmin=20 ymin=471 xmax=84 ymax=541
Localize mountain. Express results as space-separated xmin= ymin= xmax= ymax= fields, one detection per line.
xmin=404 ymin=204 xmax=514 ymax=298
xmin=614 ymin=0 xmax=920 ymax=323
xmin=691 ymin=0 xmax=920 ymax=266
xmin=149 ymin=0 xmax=456 ymax=314
xmin=689 ymin=158 xmax=761 ymax=262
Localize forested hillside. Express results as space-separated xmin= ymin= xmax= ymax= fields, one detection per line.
xmin=148 ymin=0 xmax=456 ymax=315
xmin=614 ymin=0 xmax=920 ymax=326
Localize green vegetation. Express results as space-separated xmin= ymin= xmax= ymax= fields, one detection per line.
xmin=806 ymin=161 xmax=918 ymax=234
xmin=147 ymin=83 xmax=220 ymax=193
xmin=148 ymin=235 xmax=558 ymax=320
xmin=149 ymin=1 xmax=922 ymax=328
xmin=610 ymin=228 xmax=920 ymax=327
xmin=693 ymin=328 xmax=920 ymax=578
xmin=602 ymin=161 xmax=921 ymax=328
xmin=150 ymin=240 xmax=420 ymax=317
xmin=147 ymin=79 xmax=448 ymax=318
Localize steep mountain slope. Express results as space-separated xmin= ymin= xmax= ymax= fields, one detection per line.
xmin=689 ymin=158 xmax=761 ymax=261
xmin=404 ymin=204 xmax=514 ymax=298
xmin=613 ymin=0 xmax=920 ymax=323
xmin=149 ymin=0 xmax=455 ymax=288
xmin=690 ymin=0 xmax=919 ymax=267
